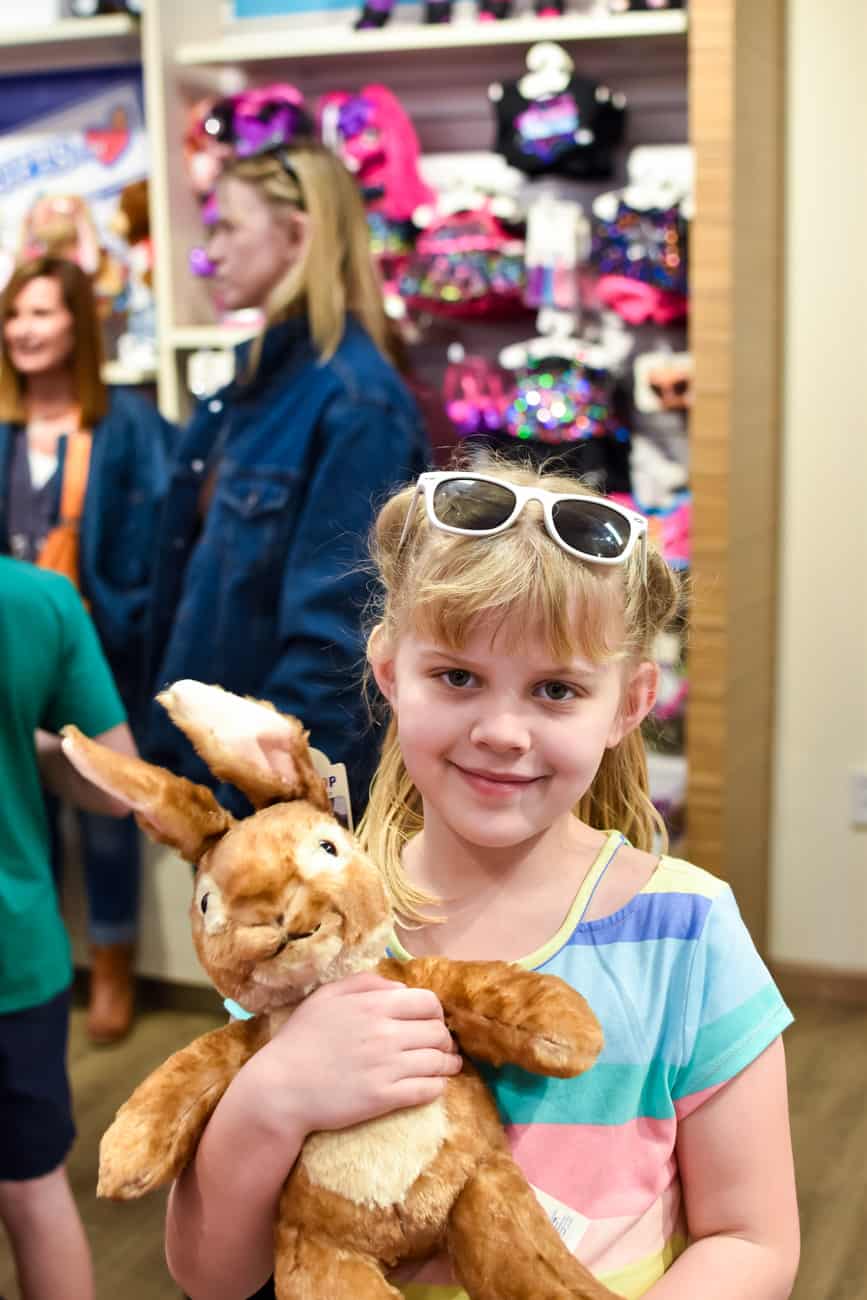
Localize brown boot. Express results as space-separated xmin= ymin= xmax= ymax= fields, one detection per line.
xmin=87 ymin=943 xmax=135 ymax=1044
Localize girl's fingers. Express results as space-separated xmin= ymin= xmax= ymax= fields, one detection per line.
xmin=389 ymin=1019 xmax=456 ymax=1053
xmin=388 ymin=1076 xmax=450 ymax=1109
xmin=378 ymin=986 xmax=445 ymax=1021
xmin=390 ymin=1048 xmax=463 ymax=1082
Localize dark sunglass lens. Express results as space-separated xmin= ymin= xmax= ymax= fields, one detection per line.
xmin=551 ymin=499 xmax=631 ymax=558
xmin=433 ymin=479 xmax=516 ymax=531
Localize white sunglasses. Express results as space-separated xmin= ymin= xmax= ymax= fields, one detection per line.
xmin=398 ymin=471 xmax=648 ymax=578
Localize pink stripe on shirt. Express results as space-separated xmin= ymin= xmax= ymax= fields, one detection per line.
xmin=507 ymin=1119 xmax=677 ymax=1218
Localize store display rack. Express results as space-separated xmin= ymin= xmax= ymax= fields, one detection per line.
xmin=0 ymin=14 xmax=140 ymax=70
xmin=176 ymin=9 xmax=687 ymax=64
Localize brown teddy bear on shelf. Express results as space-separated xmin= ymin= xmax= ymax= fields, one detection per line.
xmin=62 ymin=681 xmax=619 ymax=1300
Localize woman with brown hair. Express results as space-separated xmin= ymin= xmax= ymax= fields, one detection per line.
xmin=0 ymin=255 xmax=176 ymax=1042
xmin=144 ymin=140 xmax=429 ymax=822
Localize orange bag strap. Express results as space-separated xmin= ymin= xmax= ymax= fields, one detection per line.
xmin=57 ymin=430 xmax=92 ymax=526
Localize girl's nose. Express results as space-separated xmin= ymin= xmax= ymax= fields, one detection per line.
xmin=469 ymin=708 xmax=532 ymax=754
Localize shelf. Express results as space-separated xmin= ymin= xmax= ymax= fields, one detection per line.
xmin=102 ymin=359 xmax=157 ymax=386
xmin=169 ymin=325 xmax=259 ymax=350
xmin=176 ymin=9 xmax=687 ymax=65
xmin=0 ymin=15 xmax=140 ymax=69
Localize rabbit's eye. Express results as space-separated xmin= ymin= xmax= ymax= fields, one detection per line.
xmin=318 ymin=840 xmax=338 ymax=856
xmin=200 ymin=893 xmax=210 ymax=914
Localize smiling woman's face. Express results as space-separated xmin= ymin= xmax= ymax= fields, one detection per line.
xmin=3 ymin=276 xmax=75 ymax=377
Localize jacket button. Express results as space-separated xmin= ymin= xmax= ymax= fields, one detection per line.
xmin=208 ymin=399 xmax=223 ymax=413
xmin=191 ymin=458 xmax=205 ymax=473
xmin=173 ymin=537 xmax=185 ymax=550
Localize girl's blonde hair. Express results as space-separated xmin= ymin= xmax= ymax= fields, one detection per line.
xmin=222 ymin=143 xmax=395 ymax=370
xmin=358 ymin=456 xmax=683 ymax=924
xmin=0 ymin=255 xmax=107 ymax=427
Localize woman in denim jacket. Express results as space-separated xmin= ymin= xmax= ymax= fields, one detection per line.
xmin=145 ymin=142 xmax=429 ymax=820
xmin=0 ymin=255 xmax=175 ymax=1042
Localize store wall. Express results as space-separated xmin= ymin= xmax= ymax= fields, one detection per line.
xmin=769 ymin=0 xmax=867 ymax=970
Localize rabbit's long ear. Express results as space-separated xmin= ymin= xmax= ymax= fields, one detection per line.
xmin=157 ymin=681 xmax=330 ymax=812
xmin=61 ymin=727 xmax=233 ymax=863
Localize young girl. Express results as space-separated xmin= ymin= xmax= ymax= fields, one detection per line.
xmin=165 ymin=462 xmax=799 ymax=1300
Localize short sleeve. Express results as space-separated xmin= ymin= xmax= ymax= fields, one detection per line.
xmin=671 ymin=885 xmax=793 ymax=1119
xmin=41 ymin=576 xmax=126 ymax=737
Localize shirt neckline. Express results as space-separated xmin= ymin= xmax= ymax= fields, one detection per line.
xmin=390 ymin=829 xmax=662 ymax=970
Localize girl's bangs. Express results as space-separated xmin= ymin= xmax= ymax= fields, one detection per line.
xmin=406 ymin=526 xmax=627 ymax=665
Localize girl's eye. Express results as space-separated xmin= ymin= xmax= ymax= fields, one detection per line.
xmin=200 ymin=893 xmax=210 ymax=914
xmin=440 ymin=668 xmax=476 ymax=689
xmin=536 ymin=680 xmax=577 ymax=703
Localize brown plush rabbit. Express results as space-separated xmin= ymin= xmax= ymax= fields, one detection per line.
xmin=62 ymin=681 xmax=618 ymax=1300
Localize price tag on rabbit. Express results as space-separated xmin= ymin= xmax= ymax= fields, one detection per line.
xmin=309 ymin=747 xmax=353 ymax=831
xmin=531 ymin=1184 xmax=590 ymax=1253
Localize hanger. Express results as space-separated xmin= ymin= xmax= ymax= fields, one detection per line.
xmin=499 ymin=310 xmax=609 ymax=371
xmin=518 ymin=42 xmax=574 ymax=100
xmin=489 ymin=41 xmax=574 ymax=107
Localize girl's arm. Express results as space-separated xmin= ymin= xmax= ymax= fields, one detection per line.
xmin=36 ymin=721 xmax=137 ymax=815
xmin=645 ymin=1036 xmax=799 ymax=1298
xmin=165 ymin=971 xmax=461 ymax=1300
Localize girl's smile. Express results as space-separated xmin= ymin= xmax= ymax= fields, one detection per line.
xmin=372 ymin=612 xmax=652 ymax=856
xmin=448 ymin=761 xmax=546 ymax=799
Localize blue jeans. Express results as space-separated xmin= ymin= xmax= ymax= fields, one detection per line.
xmin=48 ymin=800 xmax=140 ymax=947
xmin=77 ymin=811 xmax=140 ymax=947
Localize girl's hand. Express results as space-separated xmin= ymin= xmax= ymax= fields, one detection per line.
xmin=248 ymin=971 xmax=462 ymax=1137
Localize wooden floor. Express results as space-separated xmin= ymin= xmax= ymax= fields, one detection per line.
xmin=1 ymin=996 xmax=865 ymax=1299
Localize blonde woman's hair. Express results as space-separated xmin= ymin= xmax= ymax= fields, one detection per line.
xmin=358 ymin=455 xmax=684 ymax=924
xmin=0 ymin=256 xmax=107 ymax=427
xmin=222 ymin=143 xmax=395 ymax=370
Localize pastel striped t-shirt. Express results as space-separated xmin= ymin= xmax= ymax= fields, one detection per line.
xmin=388 ymin=831 xmax=793 ymax=1299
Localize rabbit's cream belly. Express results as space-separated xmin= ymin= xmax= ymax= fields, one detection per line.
xmin=299 ymin=1095 xmax=449 ymax=1208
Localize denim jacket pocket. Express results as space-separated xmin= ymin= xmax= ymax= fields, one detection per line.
xmin=221 ymin=475 xmax=292 ymax=521
xmin=214 ymin=470 xmax=299 ymax=605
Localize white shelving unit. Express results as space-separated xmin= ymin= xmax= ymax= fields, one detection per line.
xmin=169 ymin=324 xmax=258 ymax=351
xmin=0 ymin=15 xmax=140 ymax=70
xmin=101 ymin=359 xmax=157 ymax=386
xmin=177 ymin=9 xmax=687 ymax=64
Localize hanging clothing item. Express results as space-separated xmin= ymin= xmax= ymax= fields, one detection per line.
xmin=492 ymin=74 xmax=626 ymax=179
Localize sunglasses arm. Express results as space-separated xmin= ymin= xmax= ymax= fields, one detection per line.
xmin=397 ymin=481 xmax=425 ymax=553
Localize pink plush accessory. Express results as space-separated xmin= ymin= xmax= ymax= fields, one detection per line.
xmin=184 ymin=97 xmax=232 ymax=198
xmin=610 ymin=488 xmax=692 ymax=569
xmin=398 ymin=206 xmax=526 ymax=319
xmin=595 ymin=275 xmax=688 ymax=325
xmin=443 ymin=352 xmax=514 ymax=436
xmin=318 ymin=85 xmax=434 ymax=222
xmin=184 ymin=85 xmax=311 ymax=198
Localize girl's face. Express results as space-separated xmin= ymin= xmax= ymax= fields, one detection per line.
xmin=206 ymin=175 xmax=307 ymax=312
xmin=3 ymin=276 xmax=75 ymax=376
xmin=372 ymin=613 xmax=657 ymax=853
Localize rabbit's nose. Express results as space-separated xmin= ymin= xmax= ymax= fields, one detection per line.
xmin=275 ymin=913 xmax=284 ymax=927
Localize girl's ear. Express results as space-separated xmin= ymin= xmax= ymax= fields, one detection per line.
xmin=368 ymin=625 xmax=397 ymax=707
xmin=607 ymin=660 xmax=659 ymax=748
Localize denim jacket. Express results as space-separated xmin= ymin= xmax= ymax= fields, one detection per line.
xmin=144 ymin=315 xmax=429 ymax=816
xmin=0 ymin=388 xmax=176 ymax=725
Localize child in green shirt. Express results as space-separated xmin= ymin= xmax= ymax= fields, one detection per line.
xmin=0 ymin=557 xmax=137 ymax=1300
